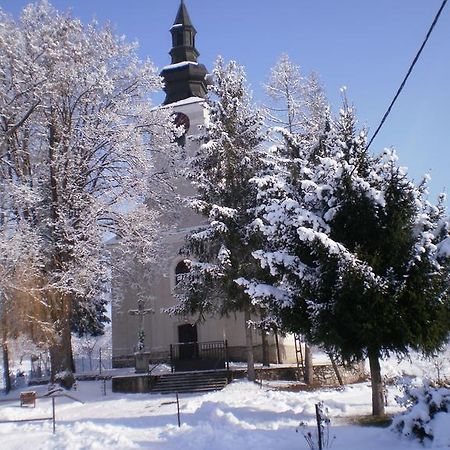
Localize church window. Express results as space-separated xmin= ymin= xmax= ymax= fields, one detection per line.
xmin=175 ymin=259 xmax=190 ymax=285
xmin=173 ymin=112 xmax=190 ymax=147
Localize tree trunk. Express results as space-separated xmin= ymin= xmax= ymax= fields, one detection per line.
xmin=261 ymin=327 xmax=270 ymax=367
xmin=304 ymin=343 xmax=314 ymax=385
xmin=329 ymin=353 xmax=344 ymax=386
xmin=49 ymin=293 xmax=75 ymax=388
xmin=368 ymin=349 xmax=385 ymax=416
xmin=274 ymin=328 xmax=281 ymax=364
xmin=244 ymin=306 xmax=256 ymax=382
xmin=50 ymin=319 xmax=74 ymax=377
xmin=2 ymin=340 xmax=11 ymax=394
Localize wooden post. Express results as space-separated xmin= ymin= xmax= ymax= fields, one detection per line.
xmin=261 ymin=327 xmax=270 ymax=367
xmin=315 ymin=403 xmax=322 ymax=450
xmin=52 ymin=397 xmax=56 ymax=434
xmin=225 ymin=340 xmax=229 ymax=372
xmin=304 ymin=344 xmax=313 ymax=385
xmin=176 ymin=393 xmax=181 ymax=427
xmin=274 ymin=329 xmax=281 ymax=364
xmin=99 ymin=348 xmax=102 ymax=375
xmin=170 ymin=345 xmax=174 ymax=373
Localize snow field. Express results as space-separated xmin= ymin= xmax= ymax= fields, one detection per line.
xmin=1 ymin=378 xmax=448 ymax=450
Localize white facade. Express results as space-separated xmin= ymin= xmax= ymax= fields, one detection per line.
xmin=111 ymin=97 xmax=297 ymax=367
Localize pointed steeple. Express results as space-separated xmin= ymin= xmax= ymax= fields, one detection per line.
xmin=173 ymin=0 xmax=193 ymax=28
xmin=169 ymin=0 xmax=198 ymax=64
xmin=160 ymin=1 xmax=208 ymax=104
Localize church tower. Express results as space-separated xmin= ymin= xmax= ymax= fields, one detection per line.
xmin=111 ymin=2 xmax=294 ymax=371
xmin=160 ymin=0 xmax=208 ymax=105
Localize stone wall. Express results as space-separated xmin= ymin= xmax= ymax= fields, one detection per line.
xmin=230 ymin=362 xmax=367 ymax=387
xmin=313 ymin=362 xmax=367 ymax=386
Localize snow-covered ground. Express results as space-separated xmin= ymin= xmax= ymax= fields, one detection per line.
xmin=0 ymin=377 xmax=448 ymax=450
xmin=1 ymin=345 xmax=450 ymax=449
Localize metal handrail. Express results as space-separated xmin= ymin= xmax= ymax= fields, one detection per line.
xmin=169 ymin=340 xmax=229 ymax=373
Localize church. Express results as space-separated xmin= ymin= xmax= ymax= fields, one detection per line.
xmin=111 ymin=1 xmax=297 ymax=370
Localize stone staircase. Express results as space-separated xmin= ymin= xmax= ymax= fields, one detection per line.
xmin=151 ymin=370 xmax=228 ymax=394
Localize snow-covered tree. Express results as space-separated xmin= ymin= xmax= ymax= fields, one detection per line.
xmin=0 ymin=1 xmax=176 ymax=384
xmin=261 ymin=55 xmax=331 ymax=383
xmin=264 ymin=54 xmax=328 ymax=139
xmin=169 ymin=57 xmax=266 ymax=381
xmin=247 ymin=98 xmax=450 ymax=415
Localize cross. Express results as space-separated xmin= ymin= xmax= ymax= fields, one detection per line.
xmin=128 ymin=298 xmax=154 ymax=353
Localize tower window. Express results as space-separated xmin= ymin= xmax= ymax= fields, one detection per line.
xmin=176 ymin=30 xmax=183 ymax=46
xmin=175 ymin=260 xmax=190 ymax=285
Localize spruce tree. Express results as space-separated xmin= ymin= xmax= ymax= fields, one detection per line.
xmin=171 ymin=57 xmax=266 ymax=381
xmin=263 ymin=54 xmax=330 ymax=383
xmin=248 ymin=100 xmax=450 ymax=415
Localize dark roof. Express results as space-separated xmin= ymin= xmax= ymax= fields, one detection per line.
xmin=173 ymin=1 xmax=194 ymax=27
xmin=161 ymin=1 xmax=208 ymax=105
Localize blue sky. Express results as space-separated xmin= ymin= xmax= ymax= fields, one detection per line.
xmin=2 ymin=0 xmax=449 ymax=208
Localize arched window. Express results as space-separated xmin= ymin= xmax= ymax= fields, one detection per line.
xmin=175 ymin=259 xmax=190 ymax=285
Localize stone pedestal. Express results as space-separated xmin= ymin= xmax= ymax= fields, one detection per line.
xmin=134 ymin=353 xmax=150 ymax=374
xmin=112 ymin=374 xmax=153 ymax=393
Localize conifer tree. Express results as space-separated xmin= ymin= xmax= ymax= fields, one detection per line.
xmin=170 ymin=57 xmax=266 ymax=381
xmin=263 ymin=54 xmax=330 ymax=383
xmin=247 ymin=99 xmax=450 ymax=415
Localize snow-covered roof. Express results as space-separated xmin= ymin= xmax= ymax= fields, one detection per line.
xmin=162 ymin=61 xmax=199 ymax=71
xmin=437 ymin=235 xmax=450 ymax=257
xmin=169 ymin=96 xmax=205 ymax=108
xmin=156 ymin=96 xmax=205 ymax=110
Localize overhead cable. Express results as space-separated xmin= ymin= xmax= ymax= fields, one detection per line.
xmin=367 ymin=0 xmax=448 ymax=150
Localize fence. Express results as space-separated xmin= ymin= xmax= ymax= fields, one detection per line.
xmin=0 ymin=396 xmax=56 ymax=432
xmin=26 ymin=346 xmax=112 ymax=382
xmin=73 ymin=347 xmax=112 ymax=374
xmin=169 ymin=340 xmax=229 ymax=372
xmin=0 ymin=389 xmax=83 ymax=433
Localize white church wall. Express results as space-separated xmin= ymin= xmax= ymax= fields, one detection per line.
xmin=111 ymin=97 xmax=297 ymax=367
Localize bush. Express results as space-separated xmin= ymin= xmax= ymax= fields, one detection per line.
xmin=55 ymin=370 xmax=76 ymax=390
xmin=391 ymin=379 xmax=450 ymax=442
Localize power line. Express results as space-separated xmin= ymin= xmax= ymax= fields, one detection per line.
xmin=366 ymin=0 xmax=448 ymax=151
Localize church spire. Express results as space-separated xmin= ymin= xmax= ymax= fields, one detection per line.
xmin=173 ymin=0 xmax=193 ymax=28
xmin=169 ymin=0 xmax=198 ymax=64
xmin=160 ymin=1 xmax=208 ymax=104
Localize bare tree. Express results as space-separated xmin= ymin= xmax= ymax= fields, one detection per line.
xmin=0 ymin=2 xmax=176 ymax=386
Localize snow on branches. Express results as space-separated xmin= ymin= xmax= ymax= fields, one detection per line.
xmin=0 ymin=1 xmax=177 ymax=374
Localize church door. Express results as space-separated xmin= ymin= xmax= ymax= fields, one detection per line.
xmin=178 ymin=324 xmax=198 ymax=360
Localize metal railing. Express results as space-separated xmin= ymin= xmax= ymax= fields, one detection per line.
xmin=169 ymin=340 xmax=229 ymax=373
xmin=0 ymin=388 xmax=84 ymax=433
xmin=73 ymin=347 xmax=112 ymax=374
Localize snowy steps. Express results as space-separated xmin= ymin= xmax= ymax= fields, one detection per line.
xmin=151 ymin=370 xmax=228 ymax=394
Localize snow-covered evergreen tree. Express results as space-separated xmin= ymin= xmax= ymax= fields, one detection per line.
xmin=261 ymin=54 xmax=330 ymax=382
xmin=246 ymin=97 xmax=450 ymax=415
xmin=169 ymin=57 xmax=266 ymax=381
xmin=0 ymin=1 xmax=176 ymax=384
